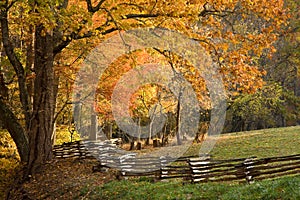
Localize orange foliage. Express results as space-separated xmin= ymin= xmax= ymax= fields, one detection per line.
xmin=52 ymin=0 xmax=289 ymax=121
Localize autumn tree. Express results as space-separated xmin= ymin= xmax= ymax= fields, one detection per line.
xmin=0 ymin=0 xmax=288 ymax=174
xmin=263 ymin=0 xmax=300 ymax=126
xmin=0 ymin=0 xmax=118 ymax=174
xmin=225 ymin=0 xmax=300 ymax=131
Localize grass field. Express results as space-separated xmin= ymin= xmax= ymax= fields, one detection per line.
xmin=78 ymin=126 xmax=300 ymax=199
xmin=80 ymin=175 xmax=300 ymax=200
xmin=1 ymin=126 xmax=300 ymax=199
xmin=186 ymin=126 xmax=300 ymax=159
xmin=84 ymin=126 xmax=300 ymax=200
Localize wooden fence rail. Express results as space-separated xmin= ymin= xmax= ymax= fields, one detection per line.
xmin=244 ymin=154 xmax=300 ymax=181
xmin=53 ymin=141 xmax=300 ymax=184
xmin=188 ymin=154 xmax=300 ymax=183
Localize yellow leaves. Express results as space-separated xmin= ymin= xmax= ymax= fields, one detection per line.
xmin=207 ymin=15 xmax=215 ymax=24
xmin=0 ymin=130 xmax=19 ymax=200
xmin=206 ymin=0 xmax=237 ymax=11
xmin=240 ymin=0 xmax=289 ymax=29
xmin=218 ymin=43 xmax=230 ymax=53
xmin=270 ymin=46 xmax=277 ymax=53
xmin=262 ymin=27 xmax=274 ymax=34
xmin=8 ymin=0 xmax=286 ymax=111
xmin=227 ymin=62 xmax=265 ymax=94
xmin=219 ymin=57 xmax=224 ymax=63
xmin=40 ymin=29 xmax=47 ymax=37
xmin=247 ymin=33 xmax=255 ymax=40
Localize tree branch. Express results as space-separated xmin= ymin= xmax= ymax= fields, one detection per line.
xmin=123 ymin=13 xmax=159 ymax=19
xmin=0 ymin=8 xmax=31 ymax=128
xmin=7 ymin=0 xmax=18 ymax=10
xmin=86 ymin=0 xmax=106 ymax=13
xmin=53 ymin=26 xmax=117 ymax=55
xmin=53 ymin=101 xmax=72 ymax=122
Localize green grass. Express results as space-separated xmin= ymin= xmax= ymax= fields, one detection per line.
xmin=1 ymin=126 xmax=300 ymax=199
xmin=79 ymin=175 xmax=300 ymax=200
xmin=77 ymin=126 xmax=300 ymax=200
xmin=186 ymin=126 xmax=300 ymax=159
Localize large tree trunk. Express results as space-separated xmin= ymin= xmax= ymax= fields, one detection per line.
xmin=27 ymin=27 xmax=56 ymax=174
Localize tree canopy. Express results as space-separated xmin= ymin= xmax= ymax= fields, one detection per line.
xmin=0 ymin=0 xmax=291 ymax=173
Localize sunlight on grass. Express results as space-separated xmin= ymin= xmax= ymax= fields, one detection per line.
xmin=185 ymin=126 xmax=300 ymax=159
xmin=80 ymin=175 xmax=300 ymax=200
xmin=79 ymin=126 xmax=300 ymax=199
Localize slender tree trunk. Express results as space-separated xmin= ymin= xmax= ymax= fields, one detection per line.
xmin=90 ymin=113 xmax=97 ymax=140
xmin=176 ymin=90 xmax=182 ymax=145
xmin=294 ymin=67 xmax=300 ymax=97
xmin=27 ymin=27 xmax=55 ymax=174
xmin=0 ymin=99 xmax=29 ymax=162
xmin=146 ymin=118 xmax=153 ymax=145
xmin=0 ymin=9 xmax=30 ymax=163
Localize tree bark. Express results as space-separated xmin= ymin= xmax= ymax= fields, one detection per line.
xmin=0 ymin=8 xmax=30 ymax=163
xmin=27 ymin=27 xmax=56 ymax=174
xmin=176 ymin=90 xmax=182 ymax=145
xmin=90 ymin=113 xmax=97 ymax=140
xmin=0 ymin=99 xmax=29 ymax=162
xmin=0 ymin=9 xmax=31 ymax=128
xmin=0 ymin=0 xmax=116 ymax=175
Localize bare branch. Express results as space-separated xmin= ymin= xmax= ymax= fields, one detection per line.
xmin=86 ymin=0 xmax=106 ymax=13
xmin=53 ymin=27 xmax=117 ymax=55
xmin=123 ymin=13 xmax=159 ymax=19
xmin=7 ymin=0 xmax=18 ymax=10
xmin=53 ymin=100 xmax=70 ymax=122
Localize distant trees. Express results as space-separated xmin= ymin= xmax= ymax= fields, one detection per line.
xmin=225 ymin=83 xmax=299 ymax=132
xmin=225 ymin=0 xmax=300 ymax=132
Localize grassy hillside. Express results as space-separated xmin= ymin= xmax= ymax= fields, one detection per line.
xmin=1 ymin=126 xmax=300 ymax=199
xmin=187 ymin=126 xmax=300 ymax=159
xmin=84 ymin=126 xmax=300 ymax=200
xmin=82 ymin=175 xmax=300 ymax=200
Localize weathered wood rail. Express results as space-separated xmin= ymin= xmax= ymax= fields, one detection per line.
xmin=53 ymin=141 xmax=90 ymax=158
xmin=53 ymin=141 xmax=300 ymax=183
xmin=242 ymin=154 xmax=300 ymax=181
xmin=189 ymin=157 xmax=262 ymax=183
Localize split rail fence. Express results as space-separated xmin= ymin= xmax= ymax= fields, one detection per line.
xmin=53 ymin=141 xmax=300 ymax=184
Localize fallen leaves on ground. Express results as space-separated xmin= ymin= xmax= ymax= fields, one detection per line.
xmin=7 ymin=158 xmax=117 ymax=200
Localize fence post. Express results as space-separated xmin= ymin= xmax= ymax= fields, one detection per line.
xmin=159 ymin=156 xmax=169 ymax=181
xmin=243 ymin=158 xmax=255 ymax=184
xmin=189 ymin=154 xmax=211 ymax=183
xmin=187 ymin=159 xmax=194 ymax=184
